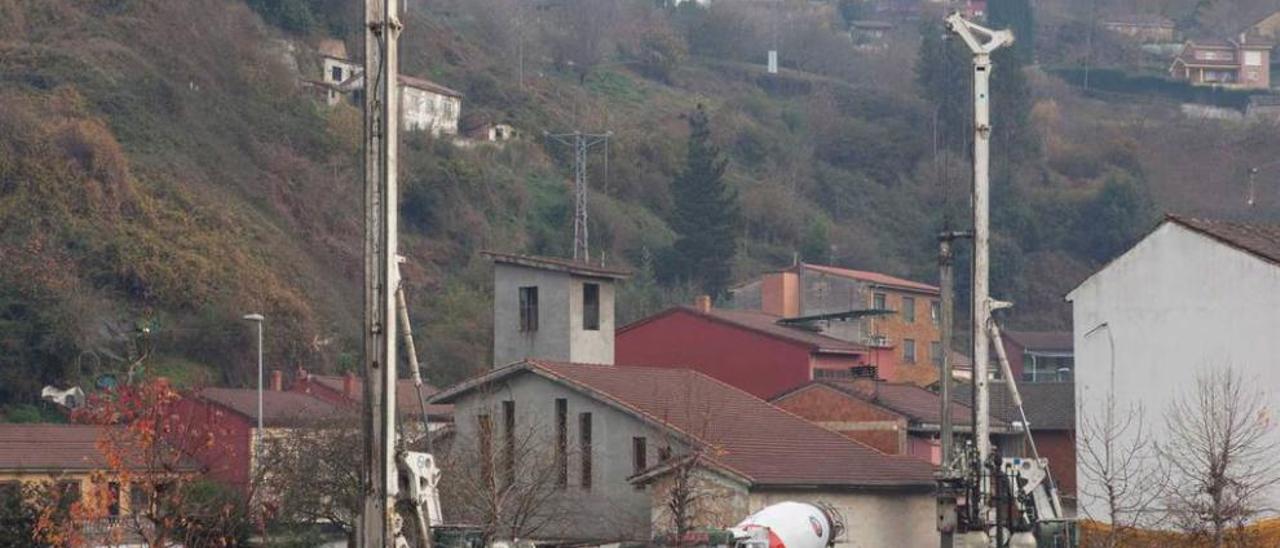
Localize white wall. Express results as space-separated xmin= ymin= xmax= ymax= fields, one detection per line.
xmin=401 ymin=86 xmax=460 ymax=136
xmin=749 ymin=490 xmax=938 ymax=547
xmin=1068 ymin=221 xmax=1280 ymax=520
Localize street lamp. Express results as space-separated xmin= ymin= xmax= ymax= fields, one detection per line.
xmin=242 ymin=313 xmax=265 ymax=462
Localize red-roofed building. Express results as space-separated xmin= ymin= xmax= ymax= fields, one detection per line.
xmin=616 ymin=303 xmax=887 ymax=399
xmin=170 ymin=385 xmax=345 ymax=489
xmin=431 ymin=360 xmax=939 ymax=545
xmin=291 ymin=369 xmax=454 ymax=427
xmin=771 ymin=377 xmax=1019 ymax=465
xmin=728 ymin=263 xmax=944 ymax=386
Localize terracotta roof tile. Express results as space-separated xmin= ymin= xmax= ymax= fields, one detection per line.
xmin=197 ymin=388 xmax=346 ymax=427
xmin=954 ymin=381 xmax=1075 ymax=431
xmin=799 ymin=263 xmax=939 ymax=294
xmin=1170 ymin=216 xmax=1280 ymax=266
xmin=0 ymin=424 xmax=198 ymax=472
xmin=813 ymin=380 xmax=1003 ymax=427
xmin=437 ymin=361 xmax=936 ymax=488
xmin=675 ymin=306 xmax=868 ymax=354
xmin=310 ymin=375 xmax=453 ymax=419
xmin=398 ymin=75 xmax=464 ymax=98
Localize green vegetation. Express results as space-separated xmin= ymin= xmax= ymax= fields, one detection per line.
xmin=1 ymin=0 xmax=1252 ymax=396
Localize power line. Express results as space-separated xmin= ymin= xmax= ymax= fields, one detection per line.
xmin=544 ymin=130 xmax=611 ymax=262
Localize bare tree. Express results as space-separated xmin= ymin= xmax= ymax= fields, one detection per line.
xmin=257 ymin=413 xmax=363 ymax=537
xmin=1078 ymin=394 xmax=1166 ymax=547
xmin=646 ymin=383 xmax=739 ymax=541
xmin=1158 ymin=367 xmax=1280 ymax=548
xmin=437 ymin=412 xmax=569 ymax=542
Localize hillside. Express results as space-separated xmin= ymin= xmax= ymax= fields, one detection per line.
xmin=1 ymin=0 xmax=1277 ymax=413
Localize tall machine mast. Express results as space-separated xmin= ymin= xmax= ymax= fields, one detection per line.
xmin=937 ymin=14 xmax=1074 ymax=547
xmin=360 ymin=0 xmax=402 ymax=544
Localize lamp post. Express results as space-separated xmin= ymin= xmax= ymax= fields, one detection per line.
xmin=242 ymin=313 xmax=265 ymax=462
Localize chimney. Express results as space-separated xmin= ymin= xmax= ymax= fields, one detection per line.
xmin=761 ymin=271 xmax=800 ymax=317
xmin=694 ymin=295 xmax=713 ymax=314
xmin=270 ymin=370 xmax=283 ymax=392
xmin=343 ymin=372 xmax=357 ymax=400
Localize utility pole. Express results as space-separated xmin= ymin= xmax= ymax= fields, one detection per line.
xmin=359 ymin=0 xmax=401 ymax=544
xmin=545 ymin=131 xmax=611 ymax=262
xmin=935 ymin=230 xmax=969 ymax=548
xmin=944 ymin=12 xmax=1013 ymax=538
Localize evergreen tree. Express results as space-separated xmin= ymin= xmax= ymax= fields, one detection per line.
xmin=987 ymin=0 xmax=1037 ymax=162
xmin=669 ymin=104 xmax=739 ymax=299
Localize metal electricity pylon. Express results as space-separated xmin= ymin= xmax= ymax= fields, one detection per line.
xmin=545 ymin=131 xmax=611 ymax=262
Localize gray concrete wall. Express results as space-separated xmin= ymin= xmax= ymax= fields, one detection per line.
xmin=728 ymin=280 xmax=764 ymax=311
xmin=448 ymin=372 xmax=680 ymax=542
xmin=1069 ymin=222 xmax=1280 ymax=521
xmin=749 ymin=489 xmax=938 ymax=547
xmin=568 ymin=275 xmax=616 ymax=365
xmin=493 ymin=263 xmax=572 ymax=367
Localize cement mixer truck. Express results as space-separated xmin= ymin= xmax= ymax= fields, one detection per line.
xmin=723 ymin=502 xmax=845 ymax=548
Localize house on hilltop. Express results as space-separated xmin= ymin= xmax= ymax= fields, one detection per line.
xmin=1170 ymin=37 xmax=1272 ymax=89
xmin=303 ymin=39 xmax=464 ymax=135
xmin=727 ymin=262 xmax=945 ymax=385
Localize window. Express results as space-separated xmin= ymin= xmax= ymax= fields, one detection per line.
xmin=583 ymin=283 xmax=600 ymax=331
xmin=502 ymin=401 xmax=516 ymax=486
xmin=107 ymin=482 xmax=121 ymax=517
xmin=579 ymin=413 xmax=593 ymax=489
xmin=903 ymin=339 xmax=917 ymax=363
xmin=1245 ymin=50 xmax=1263 ymax=66
xmin=931 ymin=341 xmax=943 ymax=367
xmin=519 ymin=287 xmax=539 ymax=332
xmin=130 ymin=484 xmax=147 ymax=515
xmin=555 ymin=399 xmax=567 ymax=487
xmin=931 ymin=301 xmax=941 ymax=326
xmin=56 ymin=481 xmax=80 ymax=514
xmin=331 ymin=65 xmax=343 ymax=82
xmin=633 ymin=437 xmax=648 ymax=482
xmin=873 ymin=292 xmax=887 ymax=310
xmin=477 ymin=414 xmax=493 ymax=487
xmin=902 ymin=297 xmax=916 ymax=323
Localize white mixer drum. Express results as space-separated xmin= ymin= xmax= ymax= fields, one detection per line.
xmin=734 ymin=502 xmax=836 ymax=548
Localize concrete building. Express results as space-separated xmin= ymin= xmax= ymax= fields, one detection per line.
xmin=430 ymin=361 xmax=939 ymax=545
xmin=1067 ymin=216 xmax=1280 ymax=520
xmin=728 ymin=262 xmax=943 ymax=385
xmin=485 ymin=251 xmax=629 ymax=367
xmin=399 ymin=75 xmax=464 ymax=136
xmin=771 ymin=373 xmax=1016 ymax=464
xmin=616 ymin=301 xmax=883 ymax=399
xmin=1000 ymin=330 xmax=1074 ymax=383
xmin=1170 ymin=37 xmax=1272 ymax=89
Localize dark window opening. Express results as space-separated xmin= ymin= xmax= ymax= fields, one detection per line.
xmin=107 ymin=482 xmax=121 ymax=517
xmin=555 ymin=399 xmax=567 ymax=488
xmin=331 ymin=66 xmax=343 ymax=82
xmin=519 ymin=287 xmax=539 ymax=332
xmin=130 ymin=484 xmax=147 ymax=515
xmin=633 ymin=437 xmax=647 ymax=475
xmin=579 ymin=412 xmax=593 ymax=490
xmin=478 ymin=414 xmax=494 ymax=489
xmin=904 ymin=339 xmax=917 ymax=363
xmin=931 ymin=341 xmax=943 ymax=367
xmin=502 ymin=401 xmax=515 ymax=486
xmin=583 ymin=283 xmax=600 ymax=331
xmin=903 ymin=296 xmax=916 ymax=323
xmin=873 ymin=292 xmax=887 ymax=310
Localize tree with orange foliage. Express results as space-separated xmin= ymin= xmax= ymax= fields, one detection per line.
xmin=45 ymin=378 xmax=254 ymax=547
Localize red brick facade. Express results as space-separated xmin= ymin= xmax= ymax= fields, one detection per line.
xmin=772 ymin=384 xmax=908 ymax=455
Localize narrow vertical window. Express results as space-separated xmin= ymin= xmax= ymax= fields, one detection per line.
xmin=931 ymin=300 xmax=941 ymax=326
xmin=873 ymin=292 xmax=887 ymax=310
xmin=579 ymin=412 xmax=593 ymax=489
xmin=555 ymin=399 xmax=567 ymax=488
xmin=107 ymin=482 xmax=121 ymax=517
xmin=903 ymin=296 xmax=916 ymax=323
xmin=583 ymin=283 xmax=600 ymax=331
xmin=633 ymin=437 xmax=648 ymax=475
xmin=502 ymin=401 xmax=516 ymax=486
xmin=931 ymin=341 xmax=943 ymax=367
xmin=904 ymin=339 xmax=917 ymax=363
xmin=519 ymin=287 xmax=539 ymax=332
xmin=478 ymin=414 xmax=494 ymax=488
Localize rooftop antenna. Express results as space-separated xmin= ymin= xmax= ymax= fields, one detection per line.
xmin=545 ymin=130 xmax=611 ymax=262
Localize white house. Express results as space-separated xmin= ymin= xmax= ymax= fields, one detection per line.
xmin=1066 ymin=215 xmax=1280 ymax=521
xmin=399 ymin=75 xmax=464 ymax=136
